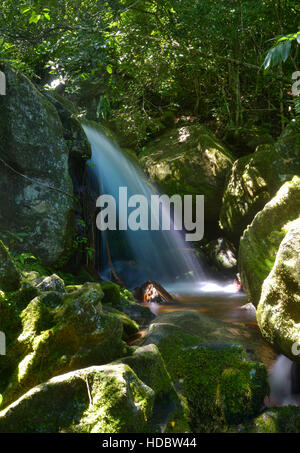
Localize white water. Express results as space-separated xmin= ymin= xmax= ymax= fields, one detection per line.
xmin=83 ymin=123 xmax=205 ymax=288
xmin=269 ymin=355 xmax=300 ymax=406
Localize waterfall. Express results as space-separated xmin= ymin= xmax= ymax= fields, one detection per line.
xmin=82 ymin=122 xmax=204 ymax=289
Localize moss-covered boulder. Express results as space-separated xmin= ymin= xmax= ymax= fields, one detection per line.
xmin=141 ymin=312 xmax=269 ymax=432
xmin=239 ymin=176 xmax=300 ymax=306
xmin=257 ymin=218 xmax=300 ymax=361
xmin=0 ymin=65 xmax=74 ymax=264
xmin=176 ymin=343 xmax=268 ymax=432
xmin=219 ymin=127 xmax=300 ymax=243
xmin=1 ymin=282 xmax=128 ymax=407
xmin=0 ymin=240 xmax=20 ymax=292
xmin=139 ymin=124 xmax=233 ymax=236
xmin=0 ymin=364 xmax=156 ymax=433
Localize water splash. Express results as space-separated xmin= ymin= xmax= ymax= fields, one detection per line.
xmin=83 ymin=122 xmax=204 ymax=288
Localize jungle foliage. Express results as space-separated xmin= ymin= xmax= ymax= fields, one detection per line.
xmin=0 ymin=0 xmax=299 ymax=148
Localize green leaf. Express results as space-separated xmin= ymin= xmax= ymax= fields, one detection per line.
xmin=106 ymin=64 xmax=113 ymax=74
xmin=281 ymin=40 xmax=291 ymax=62
xmin=21 ymin=7 xmax=31 ymax=14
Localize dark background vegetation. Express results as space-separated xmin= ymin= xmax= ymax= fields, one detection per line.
xmin=0 ymin=0 xmax=299 ymax=153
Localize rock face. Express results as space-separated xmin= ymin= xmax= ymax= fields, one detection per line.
xmin=239 ymin=176 xmax=300 ymax=307
xmin=219 ymin=127 xmax=300 ymax=243
xmin=141 ymin=311 xmax=269 ymax=432
xmin=139 ymin=124 xmax=233 ymax=236
xmin=44 ymin=91 xmax=91 ymax=161
xmin=0 ymin=65 xmax=74 ymax=264
xmin=0 ymin=282 xmax=127 ymax=407
xmin=0 ymin=364 xmax=155 ymax=433
xmin=0 ymin=240 xmax=20 ymax=291
xmin=257 ymin=218 xmax=300 ymax=362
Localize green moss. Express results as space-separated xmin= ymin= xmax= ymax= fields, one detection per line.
xmin=173 ymin=344 xmax=268 ymax=432
xmin=101 ymin=281 xmax=121 ymax=305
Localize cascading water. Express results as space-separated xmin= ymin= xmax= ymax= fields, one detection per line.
xmin=83 ymin=122 xmax=204 ymax=289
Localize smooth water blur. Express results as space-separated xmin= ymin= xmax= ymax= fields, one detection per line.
xmin=83 ymin=123 xmax=204 ymax=288
xmin=267 ymin=355 xmax=300 ymax=406
xmin=146 ymin=280 xmax=254 ymax=324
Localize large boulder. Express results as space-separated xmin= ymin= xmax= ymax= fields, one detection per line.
xmin=0 ymin=282 xmax=128 ymax=407
xmin=239 ymin=176 xmax=300 ymax=307
xmin=139 ymin=124 xmax=233 ymax=236
xmin=257 ymin=218 xmax=300 ymax=362
xmin=141 ymin=311 xmax=269 ymax=432
xmin=0 ymin=364 xmax=155 ymax=433
xmin=219 ymin=127 xmax=300 ymax=243
xmin=0 ymin=65 xmax=74 ymax=264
